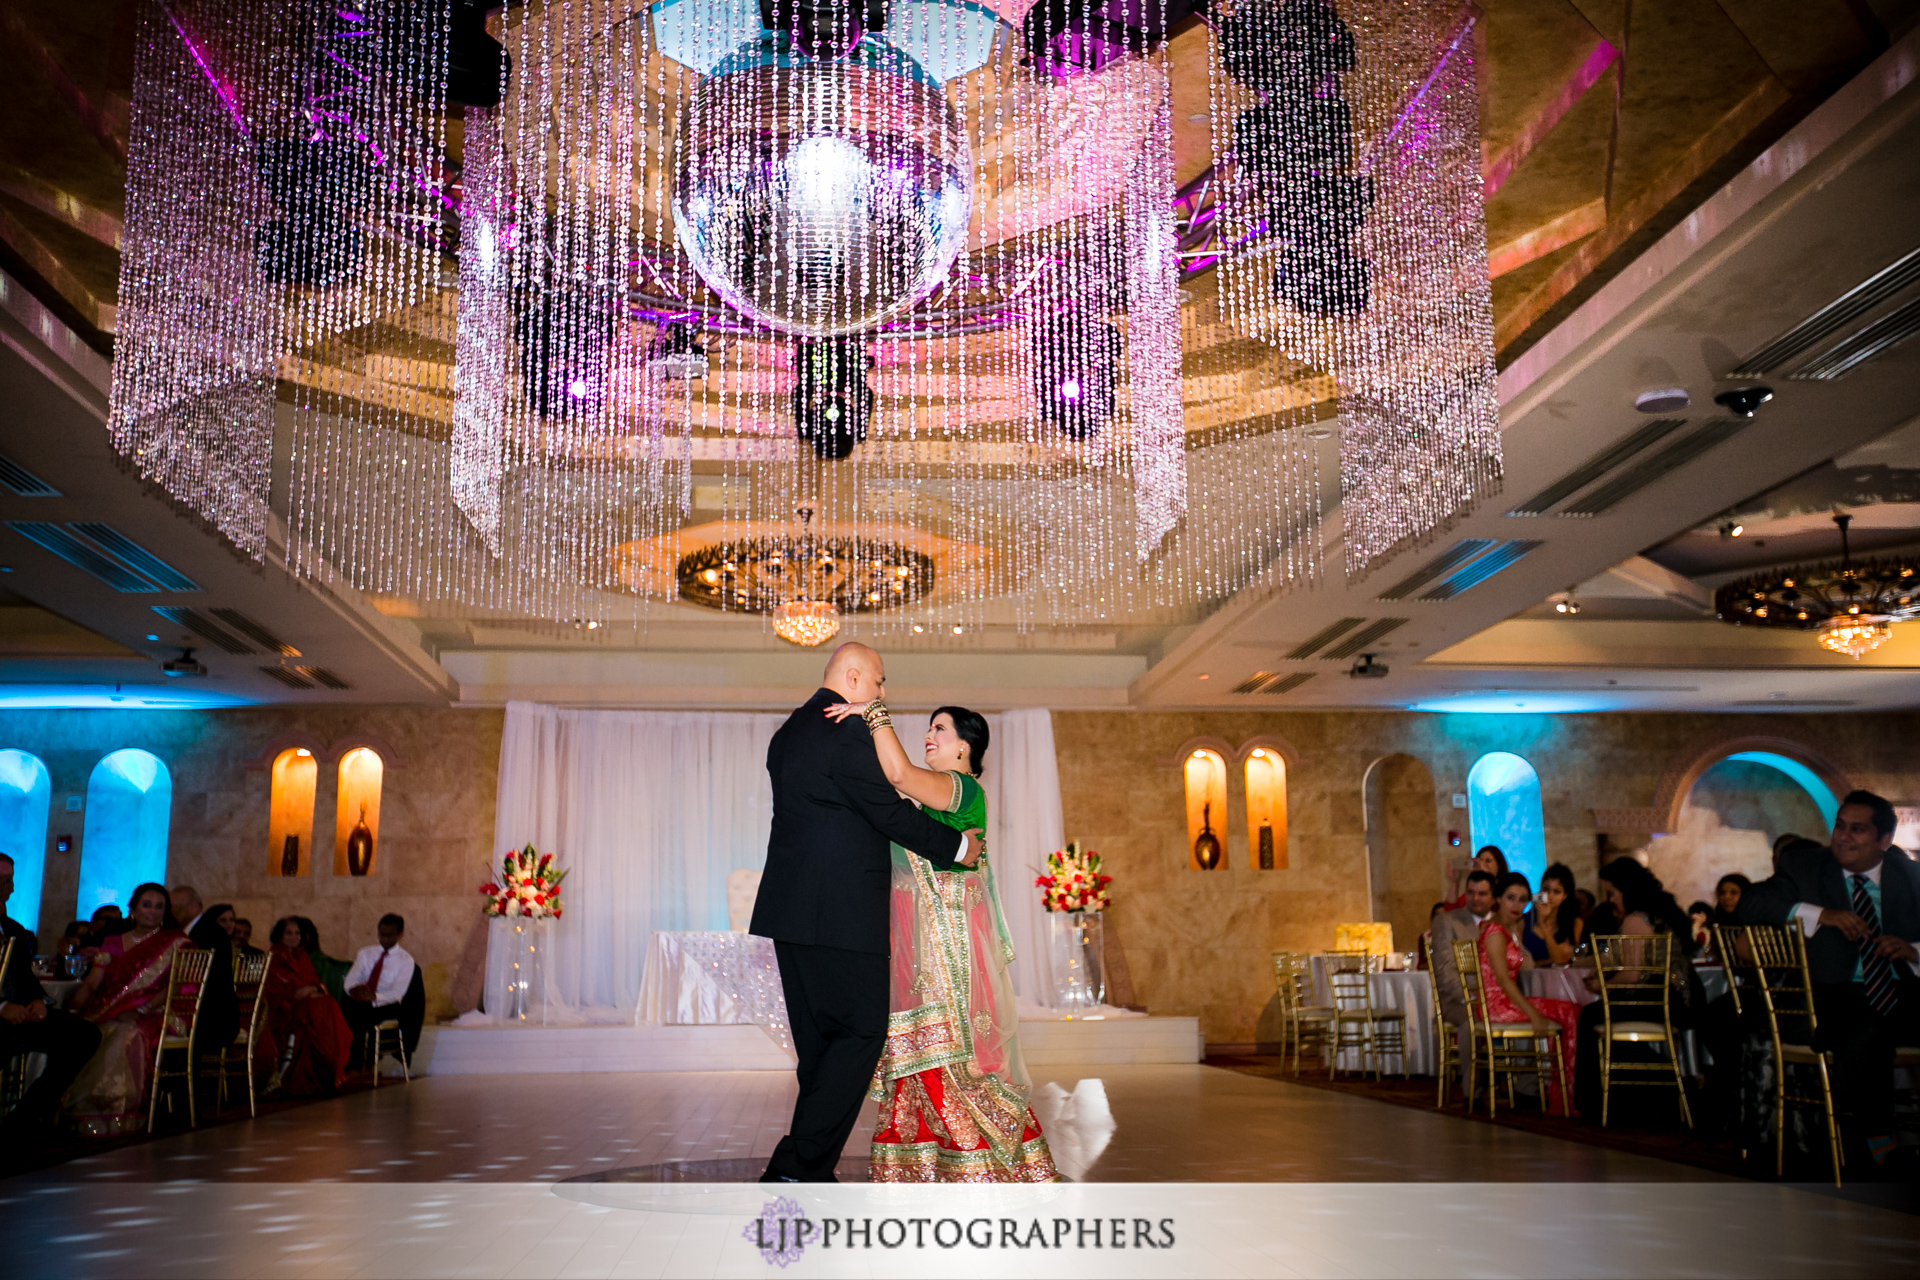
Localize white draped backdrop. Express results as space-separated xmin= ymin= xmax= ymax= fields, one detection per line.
xmin=485 ymin=701 xmax=1068 ymax=1017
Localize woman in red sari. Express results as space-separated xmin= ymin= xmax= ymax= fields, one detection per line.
xmin=261 ymin=916 xmax=353 ymax=1095
xmin=62 ymin=882 xmax=188 ymax=1135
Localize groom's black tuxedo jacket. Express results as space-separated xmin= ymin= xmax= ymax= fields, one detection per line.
xmin=751 ymin=687 xmax=965 ymax=955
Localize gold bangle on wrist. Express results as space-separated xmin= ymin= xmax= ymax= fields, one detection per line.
xmin=861 ymin=700 xmax=892 ymax=732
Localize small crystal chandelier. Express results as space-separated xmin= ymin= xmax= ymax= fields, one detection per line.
xmin=1819 ymin=616 xmax=1892 ymax=660
xmin=772 ymin=599 xmax=841 ymax=647
xmin=1716 ymin=512 xmax=1920 ymax=660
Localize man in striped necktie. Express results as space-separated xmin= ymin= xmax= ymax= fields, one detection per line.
xmin=1743 ymin=789 xmax=1920 ymax=1172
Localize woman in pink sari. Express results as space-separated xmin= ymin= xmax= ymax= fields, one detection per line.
xmin=61 ymin=883 xmax=189 ymax=1135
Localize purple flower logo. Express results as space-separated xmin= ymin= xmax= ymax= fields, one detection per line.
xmin=745 ymin=1196 xmax=808 ymax=1267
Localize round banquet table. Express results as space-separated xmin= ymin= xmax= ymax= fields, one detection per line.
xmin=1521 ymin=967 xmax=1595 ymax=1007
xmin=1308 ymin=957 xmax=1436 ymax=1076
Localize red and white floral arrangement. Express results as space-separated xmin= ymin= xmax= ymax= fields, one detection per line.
xmin=481 ymin=844 xmax=567 ymax=919
xmin=1036 ymin=842 xmax=1112 ymax=914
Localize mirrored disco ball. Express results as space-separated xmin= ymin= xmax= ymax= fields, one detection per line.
xmin=672 ymin=47 xmax=972 ymax=336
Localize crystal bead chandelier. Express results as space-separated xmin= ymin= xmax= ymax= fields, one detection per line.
xmin=1715 ymin=513 xmax=1919 ymax=660
xmin=104 ymin=0 xmax=1503 ymax=637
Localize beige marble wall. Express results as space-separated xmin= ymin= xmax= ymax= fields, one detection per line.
xmin=5 ymin=707 xmax=503 ymax=1015
xmin=1051 ymin=709 xmax=1920 ymax=1045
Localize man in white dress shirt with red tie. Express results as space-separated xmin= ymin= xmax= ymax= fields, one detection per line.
xmin=342 ymin=913 xmax=417 ymax=1074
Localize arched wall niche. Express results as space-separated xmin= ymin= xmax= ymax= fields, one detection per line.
xmin=1362 ymin=753 xmax=1439 ymax=954
xmin=0 ymin=749 xmax=52 ymax=931
xmin=77 ymin=749 xmax=172 ymax=916
xmin=334 ymin=746 xmax=385 ymax=876
xmin=1182 ymin=747 xmax=1229 ymax=871
xmin=1467 ymin=751 xmax=1546 ymax=888
xmin=269 ymin=747 xmax=319 ymax=876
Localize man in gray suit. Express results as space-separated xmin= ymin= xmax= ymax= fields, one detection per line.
xmin=1430 ymin=870 xmax=1496 ymax=1092
xmin=1741 ymin=789 xmax=1920 ymax=1168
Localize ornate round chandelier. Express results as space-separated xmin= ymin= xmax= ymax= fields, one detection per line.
xmin=1714 ymin=514 xmax=1919 ymax=660
xmin=676 ymin=531 xmax=935 ymax=646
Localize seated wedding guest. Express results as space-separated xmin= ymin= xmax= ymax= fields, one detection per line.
xmin=1741 ymin=790 xmax=1920 ymax=1172
xmin=1574 ymin=858 xmax=1699 ymax=1122
xmin=1713 ymin=873 xmax=1751 ymax=926
xmin=232 ymin=917 xmax=262 ymax=958
xmin=1688 ymin=901 xmax=1714 ymax=950
xmin=1441 ymin=845 xmax=1509 ymax=911
xmin=186 ymin=903 xmax=240 ymax=1095
xmin=0 ymin=853 xmax=103 ymax=1144
xmin=89 ymin=903 xmax=128 ymax=941
xmin=340 ymin=914 xmax=418 ymax=1072
xmin=1480 ymin=871 xmax=1583 ymax=1114
xmin=169 ymin=885 xmax=203 ymax=933
xmin=55 ymin=921 xmax=90 ymax=956
xmin=62 ymin=883 xmax=189 ymax=1135
xmin=262 ymin=917 xmax=352 ymax=1095
xmin=1528 ymin=863 xmax=1585 ymax=965
xmin=289 ymin=917 xmax=354 ymax=1005
xmin=1430 ymin=871 xmax=1496 ymax=1091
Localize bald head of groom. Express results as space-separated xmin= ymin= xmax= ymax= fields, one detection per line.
xmin=823 ymin=642 xmax=885 ymax=704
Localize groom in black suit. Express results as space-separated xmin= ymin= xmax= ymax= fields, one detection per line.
xmin=751 ymin=642 xmax=980 ymax=1182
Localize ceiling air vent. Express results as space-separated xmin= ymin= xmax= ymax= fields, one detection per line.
xmin=68 ymin=524 xmax=199 ymax=592
xmin=1558 ymin=418 xmax=1749 ymax=516
xmin=152 ymin=606 xmax=254 ymax=655
xmin=1283 ymin=617 xmax=1365 ymax=660
xmin=1732 ymin=245 xmax=1920 ymax=377
xmin=7 ymin=522 xmax=156 ymax=592
xmin=296 ymin=666 xmax=351 ymax=690
xmin=1231 ymin=671 xmax=1317 ymax=695
xmin=259 ymin=666 xmax=315 ymax=690
xmin=1323 ymin=618 xmax=1407 ymax=659
xmin=1421 ymin=540 xmax=1541 ymax=600
xmin=211 ymin=608 xmax=299 ymax=656
xmin=1232 ymin=671 xmax=1279 ymax=694
xmin=0 ymin=454 xmax=59 ymax=497
xmin=1264 ymin=672 xmax=1316 ymax=695
xmin=1375 ymin=541 xmax=1495 ymax=601
xmin=1507 ymin=418 xmax=1687 ymax=516
xmin=1790 ymin=295 xmax=1920 ymax=381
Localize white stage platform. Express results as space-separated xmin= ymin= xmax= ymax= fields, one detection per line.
xmin=416 ymin=1016 xmax=1202 ymax=1076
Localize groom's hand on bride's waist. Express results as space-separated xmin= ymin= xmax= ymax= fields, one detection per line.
xmin=958 ymin=828 xmax=984 ymax=868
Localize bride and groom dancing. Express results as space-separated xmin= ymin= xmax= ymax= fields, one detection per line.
xmin=752 ymin=642 xmax=1057 ymax=1184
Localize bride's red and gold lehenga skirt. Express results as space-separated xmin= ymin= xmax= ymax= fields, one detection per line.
xmin=868 ymin=852 xmax=1057 ymax=1183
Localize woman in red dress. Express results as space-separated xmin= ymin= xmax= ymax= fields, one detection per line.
xmin=261 ymin=917 xmax=353 ymax=1095
xmin=61 ymin=882 xmax=188 ymax=1135
xmin=1478 ymin=871 xmax=1583 ymax=1115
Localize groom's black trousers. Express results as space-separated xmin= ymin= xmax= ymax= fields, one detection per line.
xmin=764 ymin=941 xmax=888 ymax=1182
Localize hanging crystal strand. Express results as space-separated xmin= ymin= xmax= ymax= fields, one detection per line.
xmin=453 ymin=96 xmax=511 ymax=557
xmin=1124 ymin=46 xmax=1183 ymax=570
xmin=110 ymin=0 xmax=278 ymax=559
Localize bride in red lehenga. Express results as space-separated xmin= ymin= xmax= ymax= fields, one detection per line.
xmin=824 ymin=699 xmax=1057 ymax=1183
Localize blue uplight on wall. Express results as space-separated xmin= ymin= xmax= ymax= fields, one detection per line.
xmin=1468 ymin=750 xmax=1546 ymax=888
xmin=77 ymin=749 xmax=172 ymax=917
xmin=1725 ymin=751 xmax=1839 ymax=828
xmin=0 ymin=750 xmax=52 ymax=932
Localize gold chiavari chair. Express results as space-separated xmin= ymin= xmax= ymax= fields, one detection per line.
xmin=1324 ymin=952 xmax=1406 ymax=1080
xmin=147 ymin=947 xmax=214 ymax=1133
xmin=1421 ymin=934 xmax=1462 ymax=1108
xmin=208 ymin=951 xmax=273 ymax=1116
xmin=1591 ymin=933 xmax=1692 ymax=1130
xmin=366 ymin=1017 xmax=411 ymax=1086
xmin=1718 ymin=923 xmax=1841 ymax=1184
xmin=1270 ymin=952 xmax=1333 ymax=1074
xmin=1453 ymin=937 xmax=1567 ymax=1116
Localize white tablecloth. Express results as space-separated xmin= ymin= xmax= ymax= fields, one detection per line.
xmin=635 ymin=931 xmax=793 ymax=1055
xmin=1308 ymin=958 xmax=1436 ymax=1076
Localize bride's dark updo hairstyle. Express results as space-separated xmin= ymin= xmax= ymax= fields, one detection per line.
xmin=932 ymin=705 xmax=990 ymax=776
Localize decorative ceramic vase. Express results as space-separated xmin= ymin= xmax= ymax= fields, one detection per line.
xmin=1194 ymin=801 xmax=1223 ymax=870
xmin=346 ymin=803 xmax=374 ymax=876
xmin=280 ymin=833 xmax=300 ymax=877
xmin=1048 ymin=909 xmax=1106 ymax=1016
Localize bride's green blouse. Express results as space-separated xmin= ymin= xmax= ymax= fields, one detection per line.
xmin=924 ymin=770 xmax=985 ymax=858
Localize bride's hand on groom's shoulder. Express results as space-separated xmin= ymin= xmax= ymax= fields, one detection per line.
xmin=823 ymin=701 xmax=867 ymax=722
